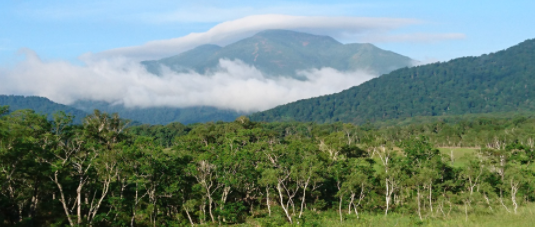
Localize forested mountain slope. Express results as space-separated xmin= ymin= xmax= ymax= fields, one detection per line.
xmin=250 ymin=38 xmax=535 ymax=124
xmin=0 ymin=95 xmax=242 ymax=125
xmin=0 ymin=95 xmax=87 ymax=123
xmin=70 ymin=100 xmax=242 ymax=125
xmin=71 ymin=30 xmax=413 ymax=125
xmin=142 ymin=29 xmax=413 ymax=76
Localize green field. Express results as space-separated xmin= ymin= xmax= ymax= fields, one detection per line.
xmin=238 ymin=202 xmax=535 ymax=227
xmin=438 ymin=147 xmax=479 ymax=168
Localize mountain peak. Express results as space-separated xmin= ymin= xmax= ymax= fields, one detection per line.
xmin=190 ymin=44 xmax=222 ymax=51
xmin=254 ymin=29 xmax=328 ymax=37
xmin=142 ymin=29 xmax=413 ymax=76
xmin=252 ymin=29 xmax=341 ymax=46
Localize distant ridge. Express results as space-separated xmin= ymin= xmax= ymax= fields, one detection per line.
xmin=1 ymin=30 xmax=415 ymax=125
xmin=70 ymin=100 xmax=242 ymax=125
xmin=250 ymin=38 xmax=535 ymax=124
xmin=0 ymin=95 xmax=87 ymax=123
xmin=142 ymin=29 xmax=413 ymax=76
xmin=83 ymin=30 xmax=413 ymax=125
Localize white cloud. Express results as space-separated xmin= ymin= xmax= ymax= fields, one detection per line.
xmin=87 ymin=14 xmax=465 ymax=62
xmin=0 ymin=50 xmax=376 ymax=112
xmin=360 ymin=32 xmax=466 ymax=43
xmin=88 ymin=14 xmax=425 ymax=61
xmin=0 ymin=14 xmax=465 ymax=114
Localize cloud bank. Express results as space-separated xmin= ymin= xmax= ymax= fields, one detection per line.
xmin=0 ymin=50 xmax=375 ymax=112
xmin=0 ymin=15 xmax=465 ymax=113
xmin=89 ymin=14 xmax=463 ymax=61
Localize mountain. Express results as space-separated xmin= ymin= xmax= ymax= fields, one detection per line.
xmin=143 ymin=44 xmax=222 ymax=75
xmin=0 ymin=95 xmax=240 ymax=125
xmin=142 ymin=29 xmax=414 ymax=76
xmin=93 ymin=30 xmax=413 ymax=125
xmin=0 ymin=95 xmax=87 ymax=123
xmin=1 ymin=30 xmax=414 ymax=125
xmin=250 ymin=38 xmax=535 ymax=124
xmin=69 ymin=100 xmax=242 ymax=125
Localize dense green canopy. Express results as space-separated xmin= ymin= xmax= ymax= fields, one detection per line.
xmin=2 ymin=106 xmax=535 ymax=226
xmin=251 ymin=38 xmax=535 ymax=124
xmin=0 ymin=95 xmax=87 ymax=123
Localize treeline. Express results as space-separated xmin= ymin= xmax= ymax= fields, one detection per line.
xmin=1 ymin=106 xmax=535 ymax=226
xmin=0 ymin=95 xmax=87 ymax=123
xmin=250 ymin=38 xmax=535 ymax=124
xmin=71 ymin=100 xmax=242 ymax=125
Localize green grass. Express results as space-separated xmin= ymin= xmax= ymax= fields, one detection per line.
xmin=237 ymin=203 xmax=535 ymax=227
xmin=233 ymin=147 xmax=530 ymax=227
xmin=438 ymin=147 xmax=479 ymax=168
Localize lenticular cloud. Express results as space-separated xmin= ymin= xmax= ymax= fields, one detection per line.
xmin=0 ymin=50 xmax=376 ymax=112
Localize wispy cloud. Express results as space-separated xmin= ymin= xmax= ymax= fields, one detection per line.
xmin=89 ymin=14 xmax=426 ymax=61
xmin=0 ymin=50 xmax=376 ymax=112
xmin=15 ymin=1 xmax=376 ymax=23
xmin=0 ymin=12 xmax=465 ymax=113
xmin=87 ymin=14 xmax=465 ymax=61
xmin=361 ymin=32 xmax=466 ymax=43
xmin=138 ymin=3 xmax=379 ymax=24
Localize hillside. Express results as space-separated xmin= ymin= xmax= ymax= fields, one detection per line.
xmin=96 ymin=30 xmax=414 ymax=125
xmin=250 ymin=38 xmax=535 ymax=124
xmin=0 ymin=95 xmax=87 ymax=123
xmin=70 ymin=100 xmax=242 ymax=125
xmin=0 ymin=96 xmax=241 ymax=125
xmin=142 ymin=29 xmax=413 ymax=76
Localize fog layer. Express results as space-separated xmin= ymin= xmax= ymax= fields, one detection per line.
xmin=0 ymin=50 xmax=376 ymax=112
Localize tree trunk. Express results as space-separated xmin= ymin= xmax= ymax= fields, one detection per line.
xmin=348 ymin=193 xmax=355 ymax=215
xmin=511 ymin=181 xmax=519 ymax=214
xmin=299 ymin=180 xmax=309 ymax=218
xmin=207 ymin=193 xmax=215 ymax=223
xmin=429 ymin=182 xmax=433 ymax=213
xmin=184 ymin=207 xmax=194 ymax=226
xmin=338 ymin=196 xmax=343 ymax=223
xmin=276 ymin=183 xmax=292 ymax=224
xmin=266 ymin=187 xmax=271 ymax=217
xmin=52 ymin=172 xmax=74 ymax=227
xmin=499 ymin=189 xmax=511 ymax=213
xmin=77 ymin=175 xmax=83 ymax=226
xmin=417 ymin=186 xmax=422 ymax=221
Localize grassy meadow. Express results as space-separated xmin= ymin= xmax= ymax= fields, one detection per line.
xmin=238 ymin=202 xmax=535 ymax=227
xmin=438 ymin=147 xmax=479 ymax=167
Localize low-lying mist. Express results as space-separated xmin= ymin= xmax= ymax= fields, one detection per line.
xmin=0 ymin=50 xmax=376 ymax=112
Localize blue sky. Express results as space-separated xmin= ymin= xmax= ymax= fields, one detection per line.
xmin=1 ymin=0 xmax=534 ymax=64
xmin=1 ymin=0 xmax=534 ymax=111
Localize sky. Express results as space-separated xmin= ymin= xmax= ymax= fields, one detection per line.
xmin=1 ymin=0 xmax=533 ymax=63
xmin=0 ymin=0 xmax=534 ymax=112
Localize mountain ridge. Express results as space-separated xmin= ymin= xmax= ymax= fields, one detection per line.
xmin=0 ymin=95 xmax=87 ymax=123
xmin=250 ymin=38 xmax=535 ymax=124
xmin=142 ymin=29 xmax=414 ymax=76
xmin=70 ymin=100 xmax=242 ymax=125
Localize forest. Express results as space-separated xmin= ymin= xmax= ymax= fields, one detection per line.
xmin=1 ymin=105 xmax=535 ymax=226
xmin=251 ymin=38 xmax=535 ymax=124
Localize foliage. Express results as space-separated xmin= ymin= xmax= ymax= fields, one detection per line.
xmin=2 ymin=108 xmax=535 ymax=226
xmin=250 ymin=38 xmax=535 ymax=124
xmin=0 ymin=95 xmax=87 ymax=123
xmin=70 ymin=100 xmax=243 ymax=125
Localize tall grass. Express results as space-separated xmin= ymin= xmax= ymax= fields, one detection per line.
xmin=438 ymin=147 xmax=478 ymax=167
xmin=237 ymin=202 xmax=535 ymax=227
